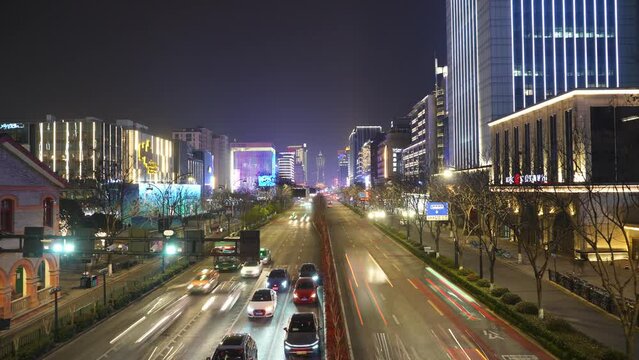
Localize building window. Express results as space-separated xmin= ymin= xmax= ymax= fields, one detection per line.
xmin=43 ymin=198 xmax=54 ymax=228
xmin=513 ymin=127 xmax=520 ymax=174
xmin=1 ymin=199 xmax=14 ymax=233
xmin=564 ymin=110 xmax=574 ymax=183
xmin=550 ymin=115 xmax=558 ymax=182
xmin=524 ymin=123 xmax=531 ymax=174
xmin=503 ymin=130 xmax=510 ymax=180
xmin=494 ymin=133 xmax=501 ymax=183
xmin=535 ymin=119 xmax=543 ymax=174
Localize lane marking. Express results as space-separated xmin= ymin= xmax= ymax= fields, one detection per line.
xmin=109 ymin=316 xmax=147 ymax=344
xmin=347 ymin=277 xmax=364 ymax=326
xmin=367 ymin=253 xmax=393 ymax=287
xmin=365 ymin=282 xmax=388 ymax=326
xmin=407 ymin=279 xmax=419 ymax=289
xmin=392 ymin=263 xmax=401 ymax=272
xmin=147 ymin=347 xmax=158 ymax=360
xmin=448 ymin=329 xmax=472 ymax=360
xmin=392 ymin=314 xmax=400 ymax=325
xmin=345 ymin=253 xmax=359 ymax=287
xmin=428 ymin=299 xmax=444 ymax=316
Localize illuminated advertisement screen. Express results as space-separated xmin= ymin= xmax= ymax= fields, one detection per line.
xmin=231 ymin=149 xmax=275 ymax=190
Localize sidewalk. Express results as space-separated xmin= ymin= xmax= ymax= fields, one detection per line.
xmin=377 ymin=213 xmax=638 ymax=353
xmin=1 ymin=255 xmax=165 ymax=338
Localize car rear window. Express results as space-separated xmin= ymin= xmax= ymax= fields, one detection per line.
xmin=269 ymin=270 xmax=285 ymax=278
xmin=300 ymin=264 xmax=316 ymax=273
xmin=251 ymin=290 xmax=272 ymax=301
xmin=296 ymin=280 xmax=315 ymax=289
xmin=289 ymin=318 xmax=316 ymax=332
xmin=213 ymin=349 xmax=243 ymax=359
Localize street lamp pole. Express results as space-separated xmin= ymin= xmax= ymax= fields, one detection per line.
xmin=50 ymin=286 xmax=61 ymax=340
xmin=99 ymin=268 xmax=108 ymax=306
xmin=162 ymin=229 xmax=175 ymax=272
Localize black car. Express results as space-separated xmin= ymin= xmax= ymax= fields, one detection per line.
xmin=284 ymin=313 xmax=321 ymax=358
xmin=207 ymin=333 xmax=257 ymax=360
xmin=266 ymin=268 xmax=290 ymax=292
xmin=298 ymin=263 xmax=320 ymax=284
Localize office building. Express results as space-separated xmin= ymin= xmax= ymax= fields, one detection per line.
xmin=230 ymin=142 xmax=277 ymax=191
xmin=403 ymin=96 xmax=437 ymax=182
xmin=287 ymin=144 xmax=308 ymax=186
xmin=193 ymin=149 xmax=214 ymax=194
xmin=212 ymin=135 xmax=230 ymax=189
xmin=337 ymin=149 xmax=349 ymax=187
xmin=435 ymin=59 xmax=450 ymax=173
xmin=277 ymin=151 xmax=295 ymax=182
xmin=0 ymin=115 xmax=124 ymax=181
xmin=348 ymin=126 xmax=382 ymax=184
xmin=489 ymin=88 xmax=639 ymax=256
xmin=446 ymin=0 xmax=638 ymax=170
xmin=377 ymin=119 xmax=411 ymax=183
xmin=172 ymin=127 xmax=213 ymax=153
xmin=316 ymin=151 xmax=325 ymax=185
xmin=118 ymin=120 xmax=174 ymax=184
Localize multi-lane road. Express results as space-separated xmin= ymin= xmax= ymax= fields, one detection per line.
xmin=45 ymin=207 xmax=322 ymax=360
xmin=328 ymin=202 xmax=554 ymax=360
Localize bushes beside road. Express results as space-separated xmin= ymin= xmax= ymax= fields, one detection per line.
xmin=369 ymin=220 xmax=626 ymax=360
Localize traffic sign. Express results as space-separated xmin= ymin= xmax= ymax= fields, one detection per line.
xmin=426 ymin=202 xmax=449 ymax=221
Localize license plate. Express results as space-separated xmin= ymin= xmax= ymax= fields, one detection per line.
xmin=296 ymin=351 xmax=309 ymax=355
xmin=255 ymin=310 xmax=264 ymax=316
xmin=302 ymin=298 xmax=308 ymax=301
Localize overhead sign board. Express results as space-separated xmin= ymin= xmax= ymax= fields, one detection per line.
xmin=426 ymin=202 xmax=449 ymax=221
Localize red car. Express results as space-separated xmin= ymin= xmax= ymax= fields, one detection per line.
xmin=293 ymin=277 xmax=318 ymax=305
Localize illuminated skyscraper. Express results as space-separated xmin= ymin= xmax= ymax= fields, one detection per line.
xmin=446 ymin=0 xmax=638 ymax=170
xmin=230 ymin=142 xmax=276 ymax=191
xmin=286 ymin=144 xmax=308 ymax=185
xmin=277 ymin=151 xmax=295 ymax=182
xmin=348 ymin=126 xmax=382 ymax=184
xmin=316 ymin=151 xmax=325 ymax=185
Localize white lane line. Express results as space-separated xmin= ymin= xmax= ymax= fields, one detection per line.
xmin=379 ymin=293 xmax=386 ymax=301
xmin=448 ymin=328 xmax=472 ymax=360
xmin=109 ymin=316 xmax=147 ymax=344
xmin=147 ymin=347 xmax=158 ymax=360
xmin=392 ymin=314 xmax=400 ymax=326
xmin=392 ymin=263 xmax=401 ymax=272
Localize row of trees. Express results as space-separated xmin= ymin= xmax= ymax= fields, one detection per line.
xmin=342 ymin=169 xmax=639 ymax=357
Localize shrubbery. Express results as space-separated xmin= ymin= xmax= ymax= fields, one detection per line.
xmin=501 ymin=292 xmax=522 ymax=305
xmin=545 ymin=317 xmax=574 ymax=333
xmin=457 ymin=268 xmax=473 ymax=276
xmin=515 ymin=301 xmax=539 ymax=315
xmin=466 ymin=273 xmax=479 ymax=282
xmin=490 ymin=287 xmax=509 ymax=297
xmin=476 ymin=279 xmax=491 ymax=288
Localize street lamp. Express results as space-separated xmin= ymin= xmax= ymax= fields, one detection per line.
xmin=95 ymin=231 xmax=111 ymax=275
xmin=99 ymin=268 xmax=108 ymax=306
xmin=162 ymin=229 xmax=174 ymax=272
xmin=50 ymin=286 xmax=61 ymax=340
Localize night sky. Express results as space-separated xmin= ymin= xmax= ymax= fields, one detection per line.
xmin=0 ymin=1 xmax=446 ymax=182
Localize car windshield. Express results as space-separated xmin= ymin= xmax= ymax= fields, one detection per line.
xmin=246 ymin=262 xmax=260 ymax=267
xmin=296 ymin=280 xmax=315 ymax=289
xmin=213 ymin=349 xmax=243 ymax=360
xmin=269 ymin=270 xmax=285 ymax=278
xmin=194 ymin=274 xmax=209 ymax=281
xmin=289 ymin=318 xmax=316 ymax=333
xmin=300 ymin=265 xmax=316 ymax=274
xmin=251 ymin=290 xmax=272 ymax=301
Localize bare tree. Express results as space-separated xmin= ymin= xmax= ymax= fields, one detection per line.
xmin=405 ymin=188 xmax=429 ymax=246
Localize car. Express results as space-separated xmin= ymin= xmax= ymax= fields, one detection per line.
xmin=289 ymin=212 xmax=297 ymax=220
xmin=293 ymin=277 xmax=318 ymax=305
xmin=214 ymin=257 xmax=242 ymax=272
xmin=266 ymin=268 xmax=290 ymax=292
xmin=298 ymin=263 xmax=320 ymax=284
xmin=207 ymin=333 xmax=258 ymax=360
xmin=284 ymin=313 xmax=321 ymax=358
xmin=301 ymin=214 xmax=309 ymax=222
xmin=240 ymin=260 xmax=263 ymax=278
xmin=247 ymin=288 xmax=277 ymax=318
xmin=327 ymin=201 xmax=333 ymax=208
xmin=259 ymin=248 xmax=272 ymax=265
xmin=187 ymin=269 xmax=219 ymax=294
xmin=106 ymin=243 xmax=128 ymax=252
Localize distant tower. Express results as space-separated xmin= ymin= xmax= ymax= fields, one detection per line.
xmin=316 ymin=151 xmax=325 ymax=185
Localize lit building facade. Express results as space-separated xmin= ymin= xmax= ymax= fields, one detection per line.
xmin=377 ymin=120 xmax=411 ymax=184
xmin=435 ymin=59 xmax=450 ymax=173
xmin=287 ymin=144 xmax=308 ymax=186
xmin=348 ymin=126 xmax=382 ymax=184
xmin=230 ymin=143 xmax=277 ymax=191
xmin=316 ymin=151 xmax=325 ymax=185
xmin=119 ymin=120 xmax=174 ymax=184
xmin=403 ymin=96 xmax=437 ymax=182
xmin=337 ymin=149 xmax=349 ymax=187
xmin=489 ymin=89 xmax=639 ymax=256
xmin=172 ymin=127 xmax=213 ymax=154
xmin=277 ymin=151 xmax=295 ymax=182
xmin=0 ymin=115 xmax=123 ymax=181
xmin=212 ymin=135 xmax=230 ymax=190
xmin=447 ymin=0 xmax=638 ymax=170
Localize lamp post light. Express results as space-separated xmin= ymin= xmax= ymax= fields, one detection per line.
xmin=162 ymin=229 xmax=175 ymax=272
xmin=50 ymin=286 xmax=61 ymax=340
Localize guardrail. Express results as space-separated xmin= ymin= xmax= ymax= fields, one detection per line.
xmin=10 ymin=297 xmax=29 ymax=315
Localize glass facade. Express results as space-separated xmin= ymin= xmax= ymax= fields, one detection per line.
xmin=230 ymin=144 xmax=276 ymax=191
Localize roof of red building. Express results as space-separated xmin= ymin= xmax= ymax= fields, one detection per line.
xmin=0 ymin=135 xmax=66 ymax=188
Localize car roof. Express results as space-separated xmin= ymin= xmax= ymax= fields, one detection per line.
xmin=254 ymin=288 xmax=271 ymax=295
xmin=297 ymin=277 xmax=315 ymax=283
xmin=220 ymin=333 xmax=247 ymax=346
xmin=269 ymin=269 xmax=287 ymax=276
xmin=291 ymin=312 xmax=315 ymax=321
xmin=300 ymin=263 xmax=316 ymax=268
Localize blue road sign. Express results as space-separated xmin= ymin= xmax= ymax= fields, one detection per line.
xmin=426 ymin=202 xmax=449 ymax=221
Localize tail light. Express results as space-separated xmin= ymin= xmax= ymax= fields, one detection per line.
xmin=293 ymin=293 xmax=299 ymax=298
xmin=310 ymin=292 xmax=316 ymax=298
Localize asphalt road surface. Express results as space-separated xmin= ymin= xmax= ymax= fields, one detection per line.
xmin=45 ymin=206 xmax=322 ymax=360
xmin=328 ymin=203 xmax=554 ymax=360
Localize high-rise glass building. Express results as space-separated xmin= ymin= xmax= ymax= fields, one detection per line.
xmin=286 ymin=144 xmax=308 ymax=186
xmin=337 ymin=149 xmax=349 ymax=187
xmin=447 ymin=0 xmax=638 ymax=170
xmin=348 ymin=126 xmax=382 ymax=184
xmin=277 ymin=151 xmax=295 ymax=182
xmin=316 ymin=151 xmax=325 ymax=185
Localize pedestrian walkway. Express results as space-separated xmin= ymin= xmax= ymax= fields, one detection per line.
xmin=376 ymin=213 xmax=638 ymax=354
xmin=0 ymin=255 xmax=164 ymax=337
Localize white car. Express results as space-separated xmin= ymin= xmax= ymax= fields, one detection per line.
xmin=247 ymin=288 xmax=277 ymax=318
xmin=240 ymin=261 xmax=263 ymax=278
